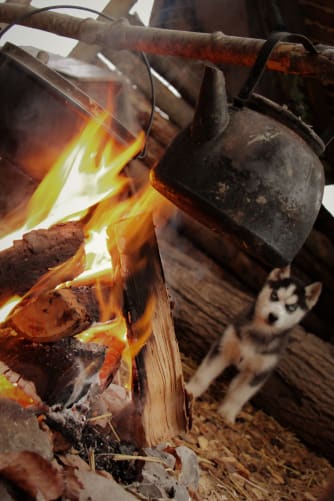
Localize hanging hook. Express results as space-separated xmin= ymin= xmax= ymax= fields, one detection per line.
xmin=234 ymin=31 xmax=318 ymax=108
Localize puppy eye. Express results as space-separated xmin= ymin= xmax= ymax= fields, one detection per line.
xmin=286 ymin=303 xmax=297 ymax=312
xmin=270 ymin=290 xmax=278 ymax=301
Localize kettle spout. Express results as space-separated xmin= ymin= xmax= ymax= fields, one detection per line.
xmin=191 ymin=66 xmax=229 ymax=142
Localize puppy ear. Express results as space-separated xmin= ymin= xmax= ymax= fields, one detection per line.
xmin=305 ymin=282 xmax=322 ymax=310
xmin=267 ymin=265 xmax=291 ymax=281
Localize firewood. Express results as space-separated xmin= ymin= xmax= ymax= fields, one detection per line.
xmin=113 ymin=216 xmax=190 ymax=447
xmin=1 ymin=221 xmax=334 ymax=458
xmin=0 ymin=222 xmax=84 ymax=306
xmin=6 ymin=285 xmax=100 ymax=342
xmin=0 ymin=220 xmax=190 ymax=446
xmin=0 ymin=331 xmax=106 ymax=406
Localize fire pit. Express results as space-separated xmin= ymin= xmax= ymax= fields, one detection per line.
xmin=0 ymin=44 xmax=191 ymax=500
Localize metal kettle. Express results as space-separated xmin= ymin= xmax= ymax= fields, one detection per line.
xmin=151 ymin=33 xmax=326 ymax=266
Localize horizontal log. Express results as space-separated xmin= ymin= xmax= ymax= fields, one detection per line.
xmin=0 ymin=330 xmax=106 ymax=406
xmin=6 ymin=285 xmax=100 ymax=342
xmin=0 ymin=4 xmax=334 ymax=82
xmin=252 ymin=328 xmax=334 ymax=462
xmin=177 ymin=213 xmax=333 ymax=340
xmin=0 ymin=222 xmax=84 ymax=306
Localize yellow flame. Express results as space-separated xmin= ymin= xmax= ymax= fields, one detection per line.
xmin=0 ymin=110 xmax=174 ymax=396
xmin=0 ymin=114 xmax=144 ymax=251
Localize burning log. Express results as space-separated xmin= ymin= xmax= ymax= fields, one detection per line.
xmin=0 ymin=222 xmax=84 ymax=306
xmin=6 ymin=286 xmax=99 ymax=342
xmin=0 ymin=332 xmax=106 ymax=406
xmin=113 ymin=216 xmax=190 ymax=446
xmin=0 ymin=219 xmax=190 ymax=447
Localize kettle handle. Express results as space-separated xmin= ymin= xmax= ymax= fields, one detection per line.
xmin=234 ymin=32 xmax=318 ymax=108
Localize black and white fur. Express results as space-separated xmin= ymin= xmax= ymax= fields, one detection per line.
xmin=187 ymin=266 xmax=322 ymax=424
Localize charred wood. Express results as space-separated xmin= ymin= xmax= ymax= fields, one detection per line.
xmin=6 ymin=285 xmax=100 ymax=342
xmin=113 ymin=216 xmax=190 ymax=447
xmin=0 ymin=222 xmax=84 ymax=306
xmin=0 ymin=331 xmax=106 ymax=406
xmin=0 ymin=219 xmax=190 ymax=447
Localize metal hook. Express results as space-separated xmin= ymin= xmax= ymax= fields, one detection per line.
xmin=234 ymin=31 xmax=318 ymax=108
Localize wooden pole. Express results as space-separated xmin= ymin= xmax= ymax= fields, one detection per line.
xmin=0 ymin=4 xmax=334 ymax=82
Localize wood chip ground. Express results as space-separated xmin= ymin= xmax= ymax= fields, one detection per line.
xmin=174 ymin=356 xmax=334 ymax=501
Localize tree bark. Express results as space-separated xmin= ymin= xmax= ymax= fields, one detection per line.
xmin=0 ymin=4 xmax=334 ymax=82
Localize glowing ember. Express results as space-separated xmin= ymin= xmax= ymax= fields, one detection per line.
xmin=0 ymin=110 xmax=173 ymax=403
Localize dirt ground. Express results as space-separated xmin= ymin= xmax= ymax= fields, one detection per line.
xmin=175 ymin=356 xmax=334 ymax=501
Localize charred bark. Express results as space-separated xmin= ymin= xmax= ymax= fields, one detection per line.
xmin=0 ymin=222 xmax=84 ymax=306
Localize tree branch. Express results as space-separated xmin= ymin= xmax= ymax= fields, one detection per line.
xmin=0 ymin=4 xmax=334 ymax=82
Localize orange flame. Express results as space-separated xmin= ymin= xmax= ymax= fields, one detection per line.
xmin=0 ymin=110 xmax=174 ymax=401
xmin=0 ymin=374 xmax=35 ymax=407
xmin=0 ymin=113 xmax=144 ymax=251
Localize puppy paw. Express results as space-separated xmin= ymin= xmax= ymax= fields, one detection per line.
xmin=218 ymin=402 xmax=238 ymax=424
xmin=186 ymin=380 xmax=203 ymax=399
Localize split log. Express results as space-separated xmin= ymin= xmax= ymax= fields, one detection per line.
xmin=6 ymin=285 xmax=100 ymax=342
xmin=112 ymin=216 xmax=190 ymax=447
xmin=0 ymin=222 xmax=84 ymax=305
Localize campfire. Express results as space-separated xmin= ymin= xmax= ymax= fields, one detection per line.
xmin=0 ymin=44 xmax=191 ymax=499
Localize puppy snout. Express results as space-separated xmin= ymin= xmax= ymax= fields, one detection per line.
xmin=268 ymin=312 xmax=278 ymax=325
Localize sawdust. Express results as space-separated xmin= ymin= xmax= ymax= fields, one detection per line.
xmin=175 ymin=356 xmax=334 ymax=501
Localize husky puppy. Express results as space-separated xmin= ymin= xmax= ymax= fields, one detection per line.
xmin=186 ymin=266 xmax=322 ymax=424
